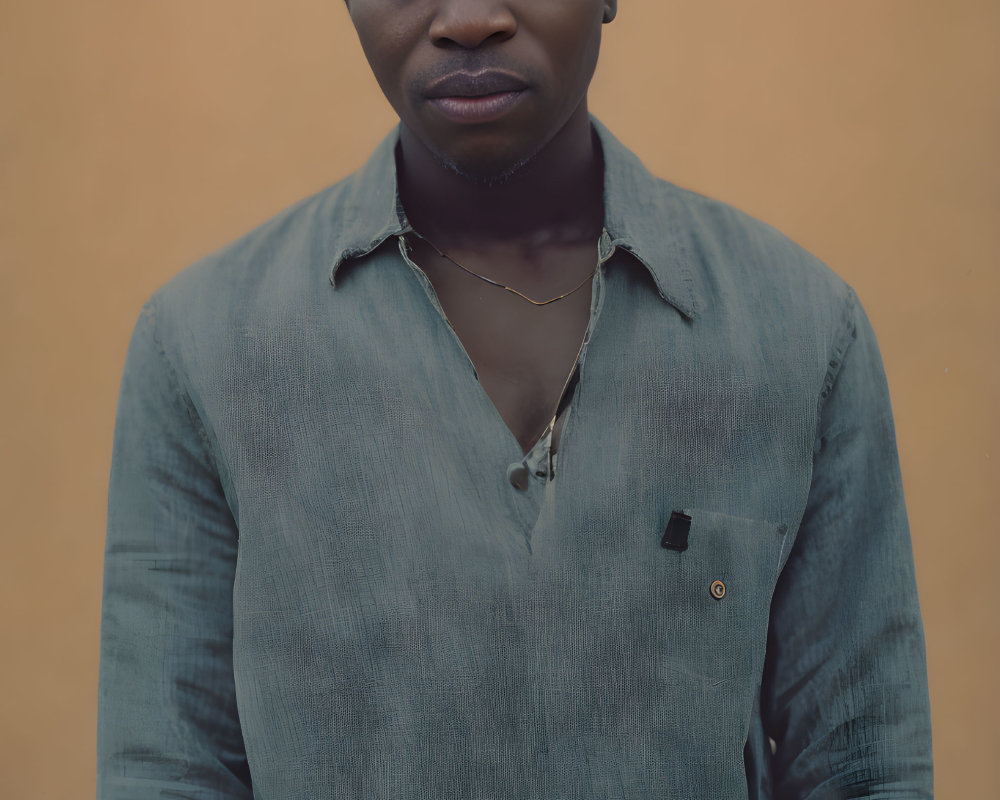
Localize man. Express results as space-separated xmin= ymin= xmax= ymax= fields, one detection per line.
xmin=97 ymin=1 xmax=934 ymax=797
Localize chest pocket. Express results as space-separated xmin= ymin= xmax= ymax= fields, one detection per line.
xmin=654 ymin=508 xmax=788 ymax=688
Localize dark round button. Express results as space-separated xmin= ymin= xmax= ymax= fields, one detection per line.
xmin=710 ymin=580 xmax=726 ymax=599
xmin=507 ymin=462 xmax=531 ymax=491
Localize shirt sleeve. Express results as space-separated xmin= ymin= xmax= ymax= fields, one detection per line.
xmin=761 ymin=289 xmax=934 ymax=797
xmin=97 ymin=300 xmax=253 ymax=798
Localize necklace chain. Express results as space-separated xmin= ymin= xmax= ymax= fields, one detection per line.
xmin=406 ymin=229 xmax=597 ymax=307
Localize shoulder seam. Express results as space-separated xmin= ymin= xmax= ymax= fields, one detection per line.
xmin=812 ymin=286 xmax=860 ymax=456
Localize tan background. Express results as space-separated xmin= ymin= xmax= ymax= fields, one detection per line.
xmin=1 ymin=0 xmax=997 ymax=796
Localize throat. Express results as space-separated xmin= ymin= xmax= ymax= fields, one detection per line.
xmin=403 ymin=234 xmax=598 ymax=458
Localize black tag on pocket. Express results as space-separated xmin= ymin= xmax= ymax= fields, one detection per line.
xmin=660 ymin=511 xmax=692 ymax=551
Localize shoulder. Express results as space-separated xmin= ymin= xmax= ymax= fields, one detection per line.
xmin=155 ymin=175 xmax=356 ymax=312
xmin=660 ymin=178 xmax=855 ymax=323
xmin=136 ymin=168 xmax=368 ymax=360
xmin=118 ymin=164 xmax=380 ymax=413
xmin=639 ymin=175 xmax=866 ymax=417
xmin=595 ymin=116 xmax=854 ymax=328
xmin=653 ymin=178 xmax=861 ymax=372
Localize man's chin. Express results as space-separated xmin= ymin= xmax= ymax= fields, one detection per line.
xmin=441 ymin=154 xmax=532 ymax=187
xmin=429 ymin=140 xmax=542 ymax=188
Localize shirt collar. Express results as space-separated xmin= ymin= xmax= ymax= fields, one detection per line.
xmin=329 ymin=114 xmax=703 ymax=320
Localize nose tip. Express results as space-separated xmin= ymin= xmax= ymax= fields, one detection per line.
xmin=429 ymin=1 xmax=517 ymax=49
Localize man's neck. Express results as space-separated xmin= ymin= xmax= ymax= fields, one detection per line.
xmin=395 ymin=104 xmax=605 ymax=252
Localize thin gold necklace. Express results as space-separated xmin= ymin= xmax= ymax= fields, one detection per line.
xmin=406 ymin=229 xmax=597 ymax=307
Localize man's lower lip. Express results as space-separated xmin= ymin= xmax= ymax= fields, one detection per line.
xmin=428 ymin=91 xmax=525 ymax=123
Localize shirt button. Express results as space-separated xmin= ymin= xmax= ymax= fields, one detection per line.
xmin=507 ymin=462 xmax=531 ymax=491
xmin=710 ymin=580 xmax=726 ymax=599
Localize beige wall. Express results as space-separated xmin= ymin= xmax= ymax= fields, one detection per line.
xmin=1 ymin=1 xmax=996 ymax=796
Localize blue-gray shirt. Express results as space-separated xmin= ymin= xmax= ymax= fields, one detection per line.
xmin=97 ymin=117 xmax=933 ymax=798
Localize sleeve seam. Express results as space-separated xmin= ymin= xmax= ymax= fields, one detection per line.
xmin=140 ymin=299 xmax=236 ymax=524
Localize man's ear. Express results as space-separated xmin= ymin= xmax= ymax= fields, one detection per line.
xmin=602 ymin=1 xmax=618 ymax=24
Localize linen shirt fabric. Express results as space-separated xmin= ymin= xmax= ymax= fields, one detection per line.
xmin=97 ymin=117 xmax=933 ymax=798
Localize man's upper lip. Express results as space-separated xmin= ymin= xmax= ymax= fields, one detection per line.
xmin=424 ymin=70 xmax=528 ymax=99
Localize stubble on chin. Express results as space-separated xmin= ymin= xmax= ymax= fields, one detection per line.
xmin=431 ymin=144 xmax=538 ymax=188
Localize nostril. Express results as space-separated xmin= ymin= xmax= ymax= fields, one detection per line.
xmin=432 ymin=29 xmax=515 ymax=50
xmin=429 ymin=10 xmax=517 ymax=50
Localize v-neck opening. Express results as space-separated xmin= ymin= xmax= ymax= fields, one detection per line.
xmin=396 ymin=232 xmax=612 ymax=477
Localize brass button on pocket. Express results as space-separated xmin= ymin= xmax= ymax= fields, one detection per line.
xmin=710 ymin=580 xmax=727 ymax=600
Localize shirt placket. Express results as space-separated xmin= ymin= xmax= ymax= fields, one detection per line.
xmin=511 ymin=228 xmax=614 ymax=488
